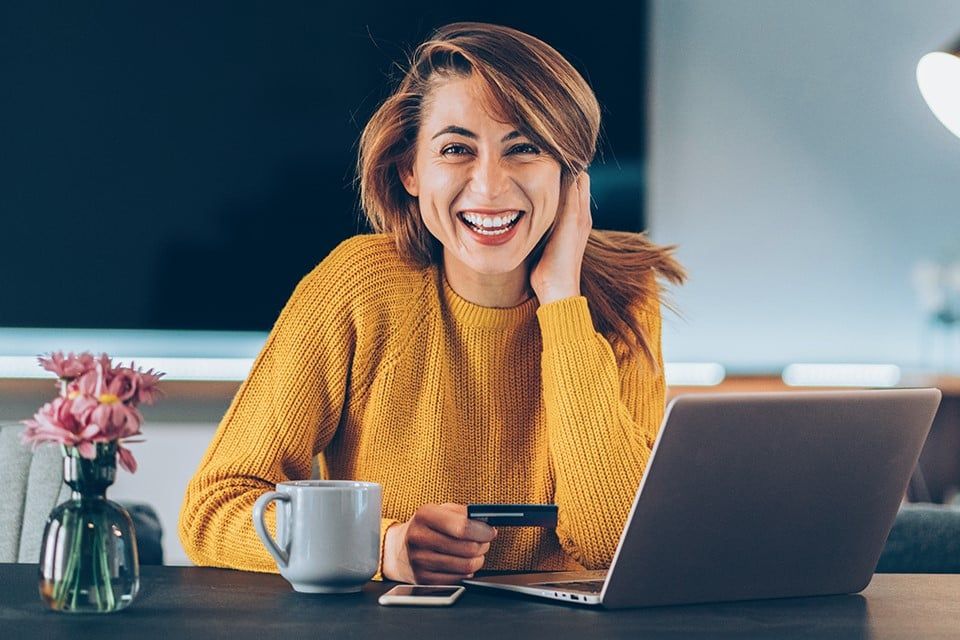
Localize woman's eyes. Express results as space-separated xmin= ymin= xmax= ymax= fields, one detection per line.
xmin=440 ymin=143 xmax=540 ymax=156
xmin=511 ymin=144 xmax=541 ymax=155
xmin=440 ymin=144 xmax=469 ymax=156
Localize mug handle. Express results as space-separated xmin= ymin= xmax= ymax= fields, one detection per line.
xmin=253 ymin=491 xmax=291 ymax=567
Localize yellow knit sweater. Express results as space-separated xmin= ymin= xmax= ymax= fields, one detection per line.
xmin=178 ymin=233 xmax=666 ymax=579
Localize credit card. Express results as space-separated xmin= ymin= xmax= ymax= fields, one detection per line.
xmin=467 ymin=504 xmax=558 ymax=527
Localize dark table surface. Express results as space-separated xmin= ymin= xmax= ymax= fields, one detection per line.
xmin=2 ymin=563 xmax=959 ymax=640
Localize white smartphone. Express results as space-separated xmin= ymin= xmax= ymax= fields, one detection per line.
xmin=377 ymin=585 xmax=465 ymax=606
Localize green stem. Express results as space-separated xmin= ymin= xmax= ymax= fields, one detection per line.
xmin=95 ymin=513 xmax=115 ymax=610
xmin=88 ymin=516 xmax=100 ymax=611
xmin=68 ymin=506 xmax=84 ymax=611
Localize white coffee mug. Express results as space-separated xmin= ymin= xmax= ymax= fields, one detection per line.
xmin=253 ymin=480 xmax=382 ymax=593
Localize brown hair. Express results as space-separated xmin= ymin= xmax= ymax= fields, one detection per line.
xmin=356 ymin=22 xmax=685 ymax=368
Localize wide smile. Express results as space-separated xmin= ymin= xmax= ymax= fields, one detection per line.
xmin=457 ymin=210 xmax=526 ymax=245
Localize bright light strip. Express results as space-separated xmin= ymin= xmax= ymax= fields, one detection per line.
xmin=0 ymin=356 xmax=254 ymax=381
xmin=782 ymin=364 xmax=901 ymax=388
xmin=0 ymin=328 xmax=267 ymax=359
xmin=0 ymin=328 xmax=267 ymax=381
xmin=917 ymin=51 xmax=960 ymax=139
xmin=664 ymin=362 xmax=726 ymax=386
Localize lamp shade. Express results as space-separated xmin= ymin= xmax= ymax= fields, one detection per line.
xmin=917 ymin=36 xmax=960 ymax=139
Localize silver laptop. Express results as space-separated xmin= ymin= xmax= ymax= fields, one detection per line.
xmin=464 ymin=388 xmax=942 ymax=608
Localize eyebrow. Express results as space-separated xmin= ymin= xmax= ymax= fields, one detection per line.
xmin=431 ymin=125 xmax=523 ymax=143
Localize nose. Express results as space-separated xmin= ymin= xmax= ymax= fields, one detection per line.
xmin=468 ymin=152 xmax=511 ymax=200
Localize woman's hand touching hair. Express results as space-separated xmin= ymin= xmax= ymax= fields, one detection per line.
xmin=529 ymin=171 xmax=593 ymax=305
xmin=382 ymin=503 xmax=498 ymax=584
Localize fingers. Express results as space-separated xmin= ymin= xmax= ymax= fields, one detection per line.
xmin=574 ymin=171 xmax=591 ymax=225
xmin=408 ymin=548 xmax=486 ymax=575
xmin=410 ymin=569 xmax=476 ymax=585
xmin=569 ymin=169 xmax=589 ymax=194
xmin=407 ymin=524 xmax=492 ymax=558
xmin=420 ymin=503 xmax=497 ymax=543
xmin=558 ymin=171 xmax=591 ymax=224
xmin=403 ymin=503 xmax=495 ymax=584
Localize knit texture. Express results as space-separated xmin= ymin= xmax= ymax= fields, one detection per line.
xmin=178 ymin=233 xmax=666 ymax=579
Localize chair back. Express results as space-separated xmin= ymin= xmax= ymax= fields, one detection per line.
xmin=0 ymin=423 xmax=70 ymax=563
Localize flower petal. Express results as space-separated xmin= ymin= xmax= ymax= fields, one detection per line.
xmin=117 ymin=445 xmax=138 ymax=474
xmin=77 ymin=441 xmax=97 ymax=459
xmin=79 ymin=424 xmax=100 ymax=440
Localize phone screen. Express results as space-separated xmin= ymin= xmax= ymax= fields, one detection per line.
xmin=388 ymin=586 xmax=461 ymax=597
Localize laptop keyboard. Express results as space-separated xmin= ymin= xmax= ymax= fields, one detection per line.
xmin=532 ymin=580 xmax=604 ymax=594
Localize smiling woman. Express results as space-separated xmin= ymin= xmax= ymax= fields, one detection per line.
xmin=179 ymin=21 xmax=686 ymax=586
xmin=359 ymin=23 xmax=685 ymax=358
xmin=399 ymin=76 xmax=563 ymax=307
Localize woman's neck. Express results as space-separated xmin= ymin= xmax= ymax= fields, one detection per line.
xmin=441 ymin=253 xmax=534 ymax=308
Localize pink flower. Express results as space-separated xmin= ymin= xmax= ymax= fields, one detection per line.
xmin=74 ymin=369 xmax=99 ymax=397
xmin=88 ymin=401 xmax=142 ymax=441
xmin=20 ymin=397 xmax=101 ymax=457
xmin=37 ymin=352 xmax=95 ymax=380
xmin=133 ymin=366 xmax=165 ymax=405
xmin=117 ymin=445 xmax=138 ymax=473
xmin=104 ymin=367 xmax=139 ymax=403
xmin=67 ymin=394 xmax=100 ymax=424
xmin=94 ymin=353 xmax=113 ymax=377
xmin=21 ymin=350 xmax=163 ymax=473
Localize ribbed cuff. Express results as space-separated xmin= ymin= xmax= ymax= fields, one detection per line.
xmin=373 ymin=518 xmax=401 ymax=581
xmin=536 ymin=296 xmax=596 ymax=346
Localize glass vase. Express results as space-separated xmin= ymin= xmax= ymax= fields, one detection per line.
xmin=38 ymin=442 xmax=140 ymax=613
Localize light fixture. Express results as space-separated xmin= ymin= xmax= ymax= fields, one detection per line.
xmin=917 ymin=34 xmax=960 ymax=139
xmin=0 ymin=327 xmax=266 ymax=381
xmin=663 ymin=362 xmax=726 ymax=387
xmin=781 ymin=363 xmax=902 ymax=388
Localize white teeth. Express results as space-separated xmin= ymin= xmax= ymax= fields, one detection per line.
xmin=461 ymin=211 xmax=521 ymax=228
xmin=459 ymin=210 xmax=523 ymax=236
xmin=473 ymin=226 xmax=512 ymax=236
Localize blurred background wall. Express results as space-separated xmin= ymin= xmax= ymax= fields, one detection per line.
xmin=649 ymin=0 xmax=960 ymax=372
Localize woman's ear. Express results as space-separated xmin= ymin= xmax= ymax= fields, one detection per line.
xmin=400 ymin=165 xmax=419 ymax=197
xmin=556 ymin=169 xmax=573 ymax=214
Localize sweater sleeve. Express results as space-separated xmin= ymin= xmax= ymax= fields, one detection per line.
xmin=536 ymin=291 xmax=666 ymax=570
xmin=177 ymin=240 xmax=397 ymax=580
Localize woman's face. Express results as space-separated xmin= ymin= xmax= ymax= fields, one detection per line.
xmin=401 ymin=76 xmax=563 ymax=276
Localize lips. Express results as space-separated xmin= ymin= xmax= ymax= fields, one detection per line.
xmin=456 ymin=210 xmax=526 ymax=245
xmin=458 ymin=210 xmax=523 ymax=233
